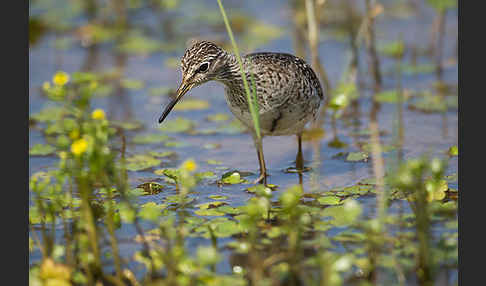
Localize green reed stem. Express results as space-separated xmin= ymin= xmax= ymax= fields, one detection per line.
xmin=216 ymin=0 xmax=261 ymax=139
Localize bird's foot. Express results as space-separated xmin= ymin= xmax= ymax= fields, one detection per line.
xmin=252 ymin=172 xmax=268 ymax=185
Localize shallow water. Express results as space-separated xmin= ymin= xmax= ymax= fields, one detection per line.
xmin=29 ymin=0 xmax=458 ymax=280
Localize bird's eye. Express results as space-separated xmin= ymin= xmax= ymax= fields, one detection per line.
xmin=198 ymin=62 xmax=209 ymax=73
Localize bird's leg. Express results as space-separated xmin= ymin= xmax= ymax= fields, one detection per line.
xmin=296 ymin=133 xmax=304 ymax=172
xmin=252 ymin=133 xmax=267 ymax=185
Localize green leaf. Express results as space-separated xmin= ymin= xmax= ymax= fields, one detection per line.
xmin=110 ymin=120 xmax=143 ymax=131
xmin=148 ymin=151 xmax=175 ymax=158
xmin=125 ymin=154 xmax=161 ymax=171
xmin=375 ymin=90 xmax=402 ymax=103
xmin=346 ymin=152 xmax=369 ymax=162
xmin=448 ymin=145 xmax=458 ymax=156
xmin=206 ymin=113 xmax=230 ymax=122
xmin=380 ymin=41 xmax=405 ymax=58
xmin=426 ymin=0 xmax=457 ymax=11
xmin=148 ymin=86 xmax=172 ymax=96
xmin=132 ymin=133 xmax=170 ymax=144
xmin=139 ymin=202 xmax=166 ymax=222
xmin=158 ymin=117 xmax=195 ymax=133
xmin=221 ymin=171 xmax=245 ymax=184
xmin=209 ymin=195 xmax=228 ymax=200
xmin=321 ymin=199 xmax=362 ymax=226
xmin=196 ymin=246 xmax=221 ymax=266
xmin=206 ymin=159 xmax=222 ymax=165
xmin=29 ymin=144 xmax=56 ymax=156
xmin=318 ymin=196 xmax=341 ymax=206
xmin=30 ymin=106 xmax=67 ymax=123
xmin=173 ymin=99 xmax=210 ymax=111
xmin=120 ymin=78 xmax=144 ymax=90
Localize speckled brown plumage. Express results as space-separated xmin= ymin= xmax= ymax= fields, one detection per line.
xmin=159 ymin=40 xmax=326 ymax=184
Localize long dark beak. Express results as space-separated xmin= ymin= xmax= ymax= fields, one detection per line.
xmin=158 ymin=81 xmax=192 ymax=124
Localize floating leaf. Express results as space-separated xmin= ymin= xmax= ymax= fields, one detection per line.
xmin=133 ymin=133 xmax=169 ymax=144
xmin=209 ymin=195 xmax=228 ymax=200
xmin=120 ymin=78 xmax=144 ymax=90
xmin=401 ymin=64 xmax=435 ymax=75
xmin=148 ymin=151 xmax=175 ymax=158
xmin=164 ymin=141 xmax=190 ymax=148
xmin=139 ymin=202 xmax=166 ymax=222
xmin=173 ymin=99 xmax=210 ymax=111
xmin=375 ymin=90 xmax=402 ymax=103
xmin=159 ymin=117 xmax=195 ymax=133
xmin=346 ymin=152 xmax=369 ymax=162
xmin=321 ymin=199 xmax=362 ymax=225
xmin=30 ymin=144 xmax=56 ymax=156
xmin=380 ymin=40 xmax=405 ymax=58
xmin=318 ymin=196 xmax=341 ymax=206
xmin=125 ymin=154 xmax=161 ymax=171
xmin=195 ymin=171 xmax=216 ymax=180
xmin=206 ymin=113 xmax=230 ymax=122
xmin=148 ymin=86 xmax=172 ymax=96
xmin=117 ymin=31 xmax=162 ymax=55
xmin=221 ymin=171 xmax=246 ymax=185
xmin=110 ymin=120 xmax=143 ymax=131
xmin=207 ymin=159 xmax=222 ymax=165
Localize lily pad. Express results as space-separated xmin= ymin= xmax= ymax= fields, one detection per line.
xmin=110 ymin=120 xmax=143 ymax=131
xmin=148 ymin=151 xmax=175 ymax=158
xmin=173 ymin=99 xmax=210 ymax=111
xmin=164 ymin=141 xmax=190 ymax=148
xmin=148 ymin=86 xmax=172 ymax=96
xmin=195 ymin=171 xmax=217 ymax=180
xmin=133 ymin=133 xmax=169 ymax=144
xmin=321 ymin=199 xmax=362 ymax=226
xmin=209 ymin=195 xmax=228 ymax=200
xmin=318 ymin=196 xmax=341 ymax=206
xmin=120 ymin=78 xmax=144 ymax=90
xmin=220 ymin=171 xmax=246 ymax=185
xmin=207 ymin=159 xmax=222 ymax=165
xmin=206 ymin=113 xmax=230 ymax=122
xmin=374 ymin=90 xmax=405 ymax=103
xmin=346 ymin=152 xmax=369 ymax=162
xmin=159 ymin=117 xmax=195 ymax=133
xmin=29 ymin=144 xmax=56 ymax=156
xmin=139 ymin=202 xmax=167 ymax=222
xmin=125 ymin=154 xmax=161 ymax=171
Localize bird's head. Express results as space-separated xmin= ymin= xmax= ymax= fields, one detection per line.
xmin=158 ymin=40 xmax=228 ymax=124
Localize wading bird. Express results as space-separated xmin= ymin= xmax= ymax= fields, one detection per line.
xmin=158 ymin=41 xmax=324 ymax=185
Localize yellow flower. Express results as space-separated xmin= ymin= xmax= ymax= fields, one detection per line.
xmin=71 ymin=138 xmax=88 ymax=156
xmin=181 ymin=159 xmax=197 ymax=172
xmin=42 ymin=81 xmax=51 ymax=91
xmin=52 ymin=71 xmax=70 ymax=86
xmin=40 ymin=258 xmax=71 ymax=281
xmin=91 ymin=109 xmax=106 ymax=120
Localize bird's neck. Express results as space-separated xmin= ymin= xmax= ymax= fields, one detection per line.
xmin=216 ymin=52 xmax=245 ymax=88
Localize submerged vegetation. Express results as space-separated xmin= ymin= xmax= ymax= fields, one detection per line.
xmin=30 ymin=0 xmax=457 ymax=285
